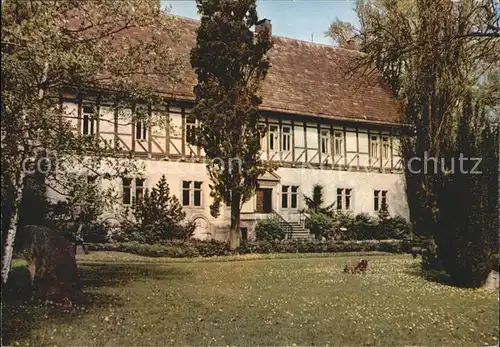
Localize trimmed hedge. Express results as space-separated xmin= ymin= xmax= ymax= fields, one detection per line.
xmin=87 ymin=239 xmax=424 ymax=258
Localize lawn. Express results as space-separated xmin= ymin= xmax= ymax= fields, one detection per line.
xmin=2 ymin=252 xmax=498 ymax=346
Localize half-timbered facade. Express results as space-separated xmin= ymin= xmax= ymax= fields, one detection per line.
xmin=53 ymin=16 xmax=409 ymax=240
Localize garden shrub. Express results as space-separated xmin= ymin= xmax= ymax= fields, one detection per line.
xmin=255 ymin=218 xmax=286 ymax=241
xmin=308 ymin=212 xmax=336 ymax=239
xmin=348 ymin=213 xmax=379 ymax=240
xmin=306 ymin=210 xmax=413 ymax=241
xmin=378 ymin=215 xmax=414 ymax=240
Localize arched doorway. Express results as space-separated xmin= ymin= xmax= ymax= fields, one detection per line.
xmin=192 ymin=217 xmax=212 ymax=240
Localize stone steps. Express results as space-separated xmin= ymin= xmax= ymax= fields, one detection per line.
xmin=286 ymin=222 xmax=313 ymax=240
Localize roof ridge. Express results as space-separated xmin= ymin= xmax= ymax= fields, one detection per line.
xmin=164 ymin=13 xmax=364 ymax=55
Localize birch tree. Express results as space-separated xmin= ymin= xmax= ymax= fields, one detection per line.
xmin=1 ymin=0 xmax=180 ymax=282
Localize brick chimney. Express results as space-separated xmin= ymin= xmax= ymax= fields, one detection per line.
xmin=256 ymin=18 xmax=272 ymax=37
xmin=345 ymin=38 xmax=357 ymax=50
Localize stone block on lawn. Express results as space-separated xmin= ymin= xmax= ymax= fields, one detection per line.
xmin=22 ymin=225 xmax=84 ymax=307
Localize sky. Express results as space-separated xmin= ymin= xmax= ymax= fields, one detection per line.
xmin=162 ymin=0 xmax=360 ymax=45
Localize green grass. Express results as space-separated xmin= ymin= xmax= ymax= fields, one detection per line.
xmin=2 ymin=252 xmax=498 ymax=346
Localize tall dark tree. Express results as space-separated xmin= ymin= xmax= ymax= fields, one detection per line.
xmin=328 ymin=0 xmax=499 ymax=287
xmin=190 ymin=0 xmax=273 ymax=249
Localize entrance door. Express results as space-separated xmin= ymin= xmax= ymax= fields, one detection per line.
xmin=256 ymin=188 xmax=272 ymax=213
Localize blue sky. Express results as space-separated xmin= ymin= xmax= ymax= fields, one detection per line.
xmin=162 ymin=0 xmax=359 ymax=45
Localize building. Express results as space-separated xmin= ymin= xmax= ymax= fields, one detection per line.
xmin=57 ymin=16 xmax=409 ymax=241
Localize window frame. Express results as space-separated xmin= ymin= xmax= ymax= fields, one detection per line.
xmin=82 ymin=104 xmax=97 ymax=136
xmin=336 ymin=188 xmax=353 ymax=211
xmin=122 ymin=178 xmax=145 ymax=205
xmin=134 ymin=105 xmax=148 ymax=141
xmin=269 ymin=125 xmax=278 ymax=151
xmin=182 ymin=181 xmax=191 ymax=206
xmin=334 ymin=131 xmax=343 ymax=156
xmin=290 ymin=186 xmax=298 ymax=209
xmin=186 ymin=115 xmax=197 ymax=144
xmin=281 ymin=185 xmax=289 ymax=209
xmin=321 ymin=130 xmax=330 ymax=155
xmin=122 ymin=178 xmax=132 ymax=205
xmin=135 ymin=179 xmax=145 ymax=203
xmin=281 ymin=126 xmax=291 ymax=152
xmin=374 ymin=189 xmax=388 ymax=211
xmin=182 ymin=180 xmax=203 ymax=207
xmin=382 ymin=136 xmax=390 ymax=160
xmin=135 ymin=120 xmax=147 ymax=140
xmin=370 ymin=135 xmax=380 ymax=158
xmin=281 ymin=185 xmax=299 ymax=209
xmin=193 ymin=181 xmax=202 ymax=207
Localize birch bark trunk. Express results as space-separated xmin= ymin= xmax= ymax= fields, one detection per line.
xmin=1 ymin=62 xmax=49 ymax=283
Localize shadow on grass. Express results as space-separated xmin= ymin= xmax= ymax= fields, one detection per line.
xmin=403 ymin=260 xmax=453 ymax=286
xmin=1 ymin=261 xmax=190 ymax=345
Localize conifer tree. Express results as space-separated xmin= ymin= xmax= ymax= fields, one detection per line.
xmin=131 ymin=175 xmax=193 ymax=242
xmin=190 ymin=0 xmax=273 ymax=248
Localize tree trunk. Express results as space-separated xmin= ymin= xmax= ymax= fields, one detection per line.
xmin=2 ymin=62 xmax=49 ymax=283
xmin=1 ymin=171 xmax=25 ymax=283
xmin=229 ymin=191 xmax=241 ymax=250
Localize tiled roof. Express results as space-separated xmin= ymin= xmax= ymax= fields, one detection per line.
xmin=125 ymin=15 xmax=403 ymax=126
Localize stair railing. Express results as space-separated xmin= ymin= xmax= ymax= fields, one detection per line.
xmin=299 ymin=210 xmax=312 ymax=229
xmin=270 ymin=210 xmax=293 ymax=239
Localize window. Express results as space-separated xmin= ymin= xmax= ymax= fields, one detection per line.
xmin=182 ymin=181 xmax=203 ymax=207
xmin=269 ymin=125 xmax=278 ymax=150
xmin=122 ymin=178 xmax=132 ymax=205
xmin=374 ymin=190 xmax=388 ymax=211
xmin=186 ymin=115 xmax=196 ymax=144
xmin=370 ymin=135 xmax=380 ymax=158
xmin=135 ymin=179 xmax=145 ymax=202
xmin=345 ymin=189 xmax=352 ymax=210
xmin=136 ymin=120 xmax=147 ymax=140
xmin=122 ymin=178 xmax=145 ymax=205
xmin=182 ymin=181 xmax=190 ymax=206
xmin=321 ymin=130 xmax=330 ymax=154
xmin=282 ymin=126 xmax=291 ymax=152
xmin=334 ymin=132 xmax=343 ymax=156
xmin=291 ymin=186 xmax=298 ymax=209
xmin=282 ymin=185 xmax=299 ymax=209
xmin=282 ymin=186 xmax=288 ymax=208
xmin=82 ymin=104 xmax=96 ymax=136
xmin=135 ymin=105 xmax=148 ymax=140
xmin=336 ymin=188 xmax=352 ymax=210
xmin=194 ymin=181 xmax=202 ymax=206
xmin=382 ymin=136 xmax=390 ymax=160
